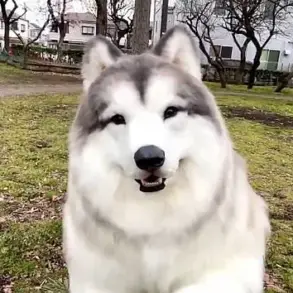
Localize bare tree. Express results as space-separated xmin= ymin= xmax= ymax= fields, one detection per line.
xmin=275 ymin=72 xmax=293 ymax=92
xmin=12 ymin=15 xmax=50 ymax=68
xmin=108 ymin=0 xmax=134 ymax=46
xmin=96 ymin=0 xmax=108 ymax=35
xmin=81 ymin=0 xmax=134 ymax=45
xmin=47 ymin=0 xmax=72 ymax=62
xmin=231 ymin=33 xmax=251 ymax=84
xmin=132 ymin=0 xmax=151 ymax=54
xmin=224 ymin=0 xmax=293 ymax=89
xmin=0 ymin=0 xmax=27 ymax=52
xmin=160 ymin=0 xmax=169 ymax=37
xmin=178 ymin=0 xmax=227 ymax=88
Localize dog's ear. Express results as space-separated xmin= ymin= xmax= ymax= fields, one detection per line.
xmin=152 ymin=25 xmax=202 ymax=80
xmin=82 ymin=36 xmax=123 ymax=93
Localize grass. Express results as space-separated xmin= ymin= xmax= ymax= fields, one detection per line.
xmin=0 ymin=62 xmax=80 ymax=85
xmin=206 ymin=81 xmax=293 ymax=97
xmin=0 ymin=93 xmax=293 ymax=292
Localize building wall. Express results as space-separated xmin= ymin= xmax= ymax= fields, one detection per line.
xmin=0 ymin=18 xmax=29 ymax=49
xmin=154 ymin=4 xmax=293 ymax=72
xmin=48 ymin=21 xmax=96 ymax=44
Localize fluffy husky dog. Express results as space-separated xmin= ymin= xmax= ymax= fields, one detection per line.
xmin=63 ymin=26 xmax=270 ymax=293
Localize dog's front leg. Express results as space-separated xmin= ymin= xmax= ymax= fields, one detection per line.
xmin=69 ymin=278 xmax=112 ymax=293
xmin=173 ymin=258 xmax=264 ymax=293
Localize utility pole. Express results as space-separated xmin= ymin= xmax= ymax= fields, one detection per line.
xmin=160 ymin=0 xmax=169 ymax=37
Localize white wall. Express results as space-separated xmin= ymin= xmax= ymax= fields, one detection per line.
xmin=0 ymin=18 xmax=29 ymax=49
xmin=159 ymin=6 xmax=293 ymax=72
xmin=48 ymin=21 xmax=96 ymax=44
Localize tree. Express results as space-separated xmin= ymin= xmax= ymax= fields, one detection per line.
xmin=224 ymin=0 xmax=293 ymax=89
xmin=108 ymin=0 xmax=134 ymax=47
xmin=132 ymin=0 xmax=151 ymax=54
xmin=47 ymin=0 xmax=72 ymax=62
xmin=178 ymin=0 xmax=227 ymax=88
xmin=96 ymin=0 xmax=108 ymax=35
xmin=275 ymin=72 xmax=293 ymax=92
xmin=0 ymin=0 xmax=27 ymax=52
xmin=160 ymin=0 xmax=169 ymax=37
xmin=12 ymin=15 xmax=50 ymax=68
xmin=83 ymin=0 xmax=134 ymax=45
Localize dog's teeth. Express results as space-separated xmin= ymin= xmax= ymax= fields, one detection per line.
xmin=141 ymin=178 xmax=163 ymax=187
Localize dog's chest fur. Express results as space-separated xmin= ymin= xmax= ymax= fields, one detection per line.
xmin=64 ymin=198 xmax=247 ymax=293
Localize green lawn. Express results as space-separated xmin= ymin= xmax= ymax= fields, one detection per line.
xmin=206 ymin=81 xmax=293 ymax=97
xmin=0 ymin=93 xmax=292 ymax=292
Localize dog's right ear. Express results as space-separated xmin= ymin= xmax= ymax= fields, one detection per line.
xmin=82 ymin=36 xmax=123 ymax=93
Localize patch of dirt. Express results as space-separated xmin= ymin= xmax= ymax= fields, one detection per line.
xmin=221 ymin=106 xmax=293 ymax=127
xmin=0 ymin=194 xmax=64 ymax=230
xmin=0 ymin=83 xmax=81 ymax=98
xmin=0 ymin=276 xmax=13 ymax=293
xmin=264 ymin=273 xmax=285 ymax=292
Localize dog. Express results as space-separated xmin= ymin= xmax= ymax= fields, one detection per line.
xmin=63 ymin=25 xmax=270 ymax=293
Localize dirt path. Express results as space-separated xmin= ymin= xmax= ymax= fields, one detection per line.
xmin=1 ymin=83 xmax=292 ymax=101
xmin=0 ymin=83 xmax=81 ymax=98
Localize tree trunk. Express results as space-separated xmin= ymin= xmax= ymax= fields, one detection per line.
xmin=247 ymin=49 xmax=262 ymax=89
xmin=275 ymin=72 xmax=293 ymax=93
xmin=160 ymin=0 xmax=169 ymax=37
xmin=218 ymin=70 xmax=227 ymax=88
xmin=4 ymin=21 xmax=10 ymax=52
xmin=96 ymin=0 xmax=108 ymax=35
xmin=57 ymin=31 xmax=65 ymax=62
xmin=22 ymin=46 xmax=29 ymax=69
xmin=132 ymin=0 xmax=151 ymax=54
xmin=236 ymin=39 xmax=250 ymax=84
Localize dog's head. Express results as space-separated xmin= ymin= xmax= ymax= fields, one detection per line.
xmin=71 ymin=26 xmax=230 ymax=195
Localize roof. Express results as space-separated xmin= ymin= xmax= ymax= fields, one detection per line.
xmin=65 ymin=12 xmax=96 ymax=23
xmin=30 ymin=22 xmax=41 ymax=30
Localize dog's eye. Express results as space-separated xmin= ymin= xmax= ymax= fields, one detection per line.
xmin=110 ymin=114 xmax=126 ymax=125
xmin=164 ymin=106 xmax=179 ymax=120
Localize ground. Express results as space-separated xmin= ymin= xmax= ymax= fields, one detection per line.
xmin=0 ymin=64 xmax=292 ymax=292
xmin=0 ymin=63 xmax=81 ymax=97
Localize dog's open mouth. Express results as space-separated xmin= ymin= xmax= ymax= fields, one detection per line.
xmin=135 ymin=175 xmax=166 ymax=192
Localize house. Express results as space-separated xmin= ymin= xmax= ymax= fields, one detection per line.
xmin=29 ymin=22 xmax=48 ymax=46
xmin=0 ymin=10 xmax=29 ymax=50
xmin=47 ymin=12 xmax=127 ymax=50
xmin=153 ymin=1 xmax=293 ymax=72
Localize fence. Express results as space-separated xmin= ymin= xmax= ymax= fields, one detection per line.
xmin=202 ymin=64 xmax=291 ymax=86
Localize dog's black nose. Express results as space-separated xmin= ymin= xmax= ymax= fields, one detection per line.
xmin=134 ymin=145 xmax=165 ymax=170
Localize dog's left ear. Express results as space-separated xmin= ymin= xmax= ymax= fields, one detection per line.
xmin=152 ymin=25 xmax=202 ymax=80
xmin=82 ymin=36 xmax=123 ymax=93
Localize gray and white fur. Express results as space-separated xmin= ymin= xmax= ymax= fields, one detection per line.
xmin=63 ymin=26 xmax=270 ymax=293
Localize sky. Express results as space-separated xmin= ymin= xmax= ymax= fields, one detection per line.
xmin=5 ymin=0 xmax=171 ymax=25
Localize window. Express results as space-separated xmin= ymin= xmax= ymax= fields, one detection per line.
xmin=0 ymin=21 xmax=4 ymax=29
xmin=210 ymin=45 xmax=233 ymax=59
xmin=11 ymin=21 xmax=18 ymax=31
xmin=21 ymin=24 xmax=25 ymax=32
xmin=221 ymin=46 xmax=233 ymax=58
xmin=51 ymin=22 xmax=58 ymax=33
xmin=214 ymin=0 xmax=226 ymax=15
xmin=260 ymin=49 xmax=280 ymax=71
xmin=82 ymin=26 xmax=94 ymax=35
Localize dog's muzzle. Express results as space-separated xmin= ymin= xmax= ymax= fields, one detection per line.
xmin=134 ymin=145 xmax=166 ymax=193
